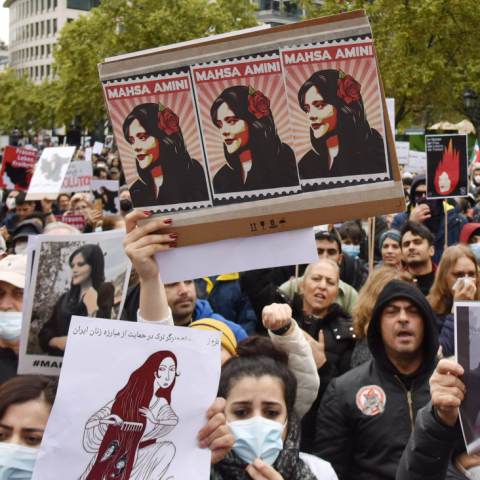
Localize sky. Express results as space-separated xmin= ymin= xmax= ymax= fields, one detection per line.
xmin=1 ymin=7 xmax=9 ymax=45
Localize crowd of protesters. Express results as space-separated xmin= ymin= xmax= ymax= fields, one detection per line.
xmin=0 ymin=140 xmax=480 ymax=479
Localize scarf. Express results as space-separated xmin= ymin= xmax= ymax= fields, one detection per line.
xmin=212 ymin=413 xmax=316 ymax=480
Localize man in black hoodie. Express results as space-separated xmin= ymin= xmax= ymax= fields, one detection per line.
xmin=312 ymin=279 xmax=439 ymax=480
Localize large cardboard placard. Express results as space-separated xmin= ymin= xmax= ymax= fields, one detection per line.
xmin=0 ymin=146 xmax=37 ymax=190
xmin=99 ymin=10 xmax=406 ymax=248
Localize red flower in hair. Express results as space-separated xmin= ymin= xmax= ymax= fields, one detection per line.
xmin=247 ymin=86 xmax=271 ymax=119
xmin=337 ymin=70 xmax=361 ymax=104
xmin=157 ymin=104 xmax=180 ymax=135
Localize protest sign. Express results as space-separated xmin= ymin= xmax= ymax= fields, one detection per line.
xmin=103 ymin=68 xmax=212 ymax=211
xmin=395 ymin=141 xmax=410 ymax=165
xmin=18 ymin=230 xmax=132 ymax=375
xmin=32 ymin=316 xmax=220 ymax=480
xmin=60 ymin=160 xmax=93 ymax=193
xmin=25 ymin=147 xmax=75 ymax=200
xmin=93 ymin=141 xmax=104 ymax=155
xmin=85 ymin=147 xmax=93 ymax=162
xmin=455 ymin=302 xmax=480 ymax=454
xmin=407 ymin=151 xmax=426 ymax=174
xmin=386 ymin=98 xmax=395 ymax=138
xmin=426 ymin=134 xmax=469 ymax=199
xmin=99 ymin=10 xmax=405 ymax=248
xmin=91 ymin=179 xmax=121 ymax=215
xmin=105 ymin=134 xmax=114 ymax=149
xmin=54 ymin=214 xmax=86 ymax=231
xmin=0 ymin=146 xmax=37 ymax=190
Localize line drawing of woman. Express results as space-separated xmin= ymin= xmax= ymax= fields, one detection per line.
xmin=38 ymin=244 xmax=114 ymax=357
xmin=78 ymin=351 xmax=179 ymax=480
xmin=297 ymin=69 xmax=387 ymax=181
xmin=93 ymin=186 xmax=119 ymax=214
xmin=40 ymin=152 xmax=71 ymax=182
xmin=210 ymin=85 xmax=300 ymax=195
xmin=122 ymin=103 xmax=209 ymax=208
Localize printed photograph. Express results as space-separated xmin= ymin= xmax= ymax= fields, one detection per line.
xmin=91 ymin=179 xmax=120 ymax=215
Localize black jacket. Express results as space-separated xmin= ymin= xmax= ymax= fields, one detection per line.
xmin=242 ymin=267 xmax=355 ymax=451
xmin=396 ymin=401 xmax=466 ymax=480
xmin=340 ymin=252 xmax=369 ymax=291
xmin=313 ymin=280 xmax=440 ymax=480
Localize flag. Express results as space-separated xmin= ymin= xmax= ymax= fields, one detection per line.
xmin=471 ymin=140 xmax=480 ymax=163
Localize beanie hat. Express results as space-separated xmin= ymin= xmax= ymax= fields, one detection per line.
xmin=379 ymin=230 xmax=402 ymax=250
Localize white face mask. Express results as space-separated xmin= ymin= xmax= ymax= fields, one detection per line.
xmin=14 ymin=243 xmax=28 ymax=256
xmin=5 ymin=198 xmax=16 ymax=211
xmin=456 ymin=459 xmax=480 ymax=479
xmin=475 ymin=175 xmax=480 ymax=184
xmin=0 ymin=312 xmax=22 ymax=342
xmin=0 ymin=442 xmax=38 ymax=479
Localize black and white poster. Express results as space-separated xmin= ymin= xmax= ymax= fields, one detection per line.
xmin=91 ymin=179 xmax=120 ymax=216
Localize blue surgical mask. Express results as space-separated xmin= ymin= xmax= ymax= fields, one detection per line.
xmin=342 ymin=244 xmax=360 ymax=259
xmin=228 ymin=416 xmax=287 ymax=466
xmin=0 ymin=312 xmax=22 ymax=343
xmin=470 ymin=243 xmax=480 ymax=261
xmin=0 ymin=443 xmax=38 ymax=479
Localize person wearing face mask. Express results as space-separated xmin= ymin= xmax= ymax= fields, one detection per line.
xmin=397 ymin=359 xmax=480 ymax=480
xmin=242 ymin=260 xmax=355 ymax=452
xmin=459 ymin=223 xmax=480 ymax=261
xmin=392 ymin=173 xmax=467 ymax=265
xmin=0 ymin=191 xmax=19 ymax=225
xmin=119 ymin=186 xmax=133 ymax=217
xmin=0 ymin=374 xmax=58 ymax=480
xmin=0 ymin=255 xmax=27 ymax=386
xmin=472 ymin=164 xmax=480 ymax=190
xmin=212 ymin=336 xmax=338 ymax=480
xmin=11 ymin=220 xmax=43 ymax=256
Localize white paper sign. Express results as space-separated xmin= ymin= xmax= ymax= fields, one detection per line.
xmin=407 ymin=151 xmax=426 ymax=173
xmin=26 ymin=147 xmax=75 ymax=200
xmin=105 ymin=135 xmax=114 ymax=149
xmin=91 ymin=179 xmax=120 ymax=215
xmin=32 ymin=316 xmax=220 ymax=480
xmin=85 ymin=147 xmax=93 ymax=163
xmin=18 ymin=230 xmax=132 ymax=375
xmin=93 ymin=141 xmax=104 ymax=155
xmin=60 ymin=161 xmax=93 ymax=193
xmin=386 ymin=98 xmax=396 ymax=137
xmin=156 ymin=228 xmax=318 ymax=284
xmin=395 ymin=141 xmax=410 ymax=165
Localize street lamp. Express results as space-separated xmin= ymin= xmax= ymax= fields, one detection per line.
xmin=463 ymin=89 xmax=480 ymax=144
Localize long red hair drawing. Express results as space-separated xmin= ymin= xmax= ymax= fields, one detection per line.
xmin=434 ymin=139 xmax=460 ymax=196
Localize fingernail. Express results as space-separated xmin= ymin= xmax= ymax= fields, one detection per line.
xmin=143 ymin=211 xmax=152 ymax=215
xmin=169 ymin=243 xmax=177 ymax=248
xmin=244 ymin=464 xmax=249 ymax=469
xmin=198 ymin=439 xmax=206 ymax=448
xmin=207 ymin=410 xmax=214 ymax=419
xmin=164 ymin=218 xmax=173 ymax=225
xmin=169 ymin=234 xmax=178 ymax=239
xmin=198 ymin=431 xmax=204 ymax=441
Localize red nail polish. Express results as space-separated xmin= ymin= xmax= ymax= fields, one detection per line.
xmin=143 ymin=211 xmax=152 ymax=215
xmin=164 ymin=218 xmax=173 ymax=225
xmin=244 ymin=464 xmax=249 ymax=469
xmin=169 ymin=234 xmax=178 ymax=239
xmin=169 ymin=243 xmax=177 ymax=248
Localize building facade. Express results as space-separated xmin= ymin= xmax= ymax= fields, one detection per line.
xmin=4 ymin=0 xmax=99 ymax=83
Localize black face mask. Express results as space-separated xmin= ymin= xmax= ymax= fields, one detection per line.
xmin=120 ymin=199 xmax=132 ymax=212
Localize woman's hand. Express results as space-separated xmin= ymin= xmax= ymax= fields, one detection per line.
xmin=262 ymin=304 xmax=293 ymax=335
xmin=198 ymin=397 xmax=235 ymax=466
xmin=49 ymin=336 xmax=68 ymax=351
xmin=302 ymin=330 xmax=327 ymax=370
xmin=453 ymin=277 xmax=477 ymax=302
xmin=82 ymin=287 xmax=99 ymax=315
xmin=86 ymin=209 xmax=103 ymax=228
xmin=246 ymin=459 xmax=284 ymax=480
xmin=103 ymin=414 xmax=124 ymax=427
xmin=139 ymin=407 xmax=156 ymax=424
xmin=123 ymin=210 xmax=175 ymax=282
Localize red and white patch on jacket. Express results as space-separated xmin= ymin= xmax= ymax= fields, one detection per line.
xmin=356 ymin=385 xmax=386 ymax=416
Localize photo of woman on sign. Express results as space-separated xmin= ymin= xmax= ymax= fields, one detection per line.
xmin=123 ymin=103 xmax=209 ymax=208
xmin=210 ymin=85 xmax=300 ymax=195
xmin=297 ymin=69 xmax=386 ymax=180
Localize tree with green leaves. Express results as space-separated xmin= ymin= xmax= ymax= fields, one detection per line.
xmin=297 ymin=0 xmax=480 ymax=128
xmin=52 ymin=0 xmax=259 ymax=131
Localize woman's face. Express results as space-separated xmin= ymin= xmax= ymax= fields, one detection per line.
xmin=127 ymin=119 xmax=160 ymax=169
xmin=73 ymin=200 xmax=91 ymax=215
xmin=438 ymin=171 xmax=451 ymax=193
xmin=111 ymin=159 xmax=119 ymax=168
xmin=216 ymin=102 xmax=250 ymax=154
xmin=446 ymin=256 xmax=477 ymax=294
xmin=71 ymin=253 xmax=92 ymax=286
xmin=381 ymin=237 xmax=403 ymax=268
xmin=225 ymin=375 xmax=288 ymax=441
xmin=303 ymin=86 xmax=338 ymax=139
xmin=58 ymin=195 xmax=70 ymax=211
xmin=301 ymin=262 xmax=339 ymax=316
xmin=0 ymin=400 xmax=51 ymax=449
xmin=155 ymin=357 xmax=176 ymax=389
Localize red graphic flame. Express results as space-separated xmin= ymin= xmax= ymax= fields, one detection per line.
xmin=434 ymin=139 xmax=460 ymax=196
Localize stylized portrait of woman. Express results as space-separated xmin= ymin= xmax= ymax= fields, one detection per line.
xmin=210 ymin=85 xmax=299 ymax=194
xmin=297 ymin=69 xmax=386 ymax=180
xmin=434 ymin=140 xmax=460 ymax=196
xmin=79 ymin=351 xmax=179 ymax=480
xmin=122 ymin=103 xmax=209 ymax=208
xmin=38 ymin=244 xmax=114 ymax=356
xmin=40 ymin=153 xmax=70 ymax=182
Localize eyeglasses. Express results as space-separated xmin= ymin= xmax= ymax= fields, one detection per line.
xmin=73 ymin=206 xmax=89 ymax=212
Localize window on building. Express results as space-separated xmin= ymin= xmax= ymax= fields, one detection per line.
xmin=53 ymin=18 xmax=57 ymax=33
xmin=35 ymin=66 xmax=38 ymax=77
xmin=46 ymin=44 xmax=50 ymax=55
xmin=41 ymin=45 xmax=44 ymax=56
xmin=35 ymin=45 xmax=38 ymax=57
xmin=41 ymin=65 xmax=44 ymax=77
xmin=46 ymin=64 xmax=50 ymax=76
xmin=54 ymin=0 xmax=57 ymax=7
xmin=36 ymin=22 xmax=39 ymax=36
xmin=67 ymin=18 xmax=74 ymax=23
xmin=41 ymin=0 xmax=44 ymax=10
xmin=47 ymin=0 xmax=51 ymax=8
xmin=30 ymin=67 xmax=33 ymax=77
xmin=47 ymin=20 xmax=50 ymax=34
xmin=66 ymin=0 xmax=99 ymax=11
xmin=41 ymin=21 xmax=44 ymax=35
xmin=36 ymin=0 xmax=38 ymax=12
xmin=26 ymin=2 xmax=29 ymax=16
xmin=30 ymin=47 xmax=33 ymax=56
xmin=31 ymin=0 xmax=33 ymax=14
xmin=30 ymin=24 xmax=33 ymax=37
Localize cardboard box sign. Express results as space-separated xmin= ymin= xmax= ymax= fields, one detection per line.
xmin=98 ymin=10 xmax=406 ymax=248
xmin=0 ymin=146 xmax=37 ymax=191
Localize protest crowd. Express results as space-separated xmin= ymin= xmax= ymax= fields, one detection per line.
xmin=0 ymin=136 xmax=478 ymax=480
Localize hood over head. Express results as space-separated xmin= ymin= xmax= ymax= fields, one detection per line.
xmin=367 ymin=279 xmax=439 ymax=378
xmin=460 ymin=223 xmax=480 ymax=245
xmin=409 ymin=174 xmax=426 ymax=208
